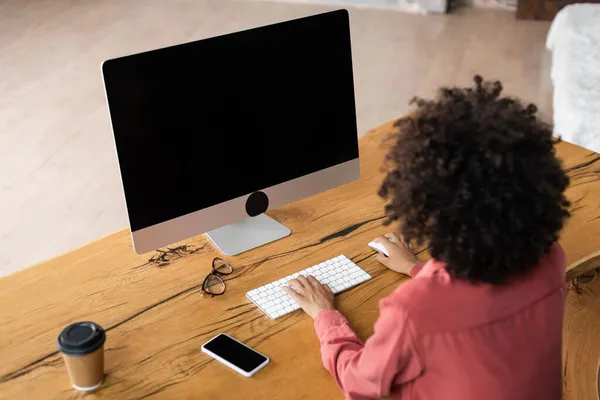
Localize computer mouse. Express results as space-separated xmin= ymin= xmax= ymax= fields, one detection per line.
xmin=368 ymin=240 xmax=389 ymax=257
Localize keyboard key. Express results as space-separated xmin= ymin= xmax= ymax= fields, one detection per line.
xmin=266 ymin=303 xmax=281 ymax=312
xmin=262 ymin=301 xmax=275 ymax=309
xmin=266 ymin=303 xmax=283 ymax=313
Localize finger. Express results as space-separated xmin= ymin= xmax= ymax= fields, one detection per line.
xmin=282 ymin=286 xmax=304 ymax=302
xmin=289 ymin=277 xmax=307 ymax=288
xmin=307 ymin=275 xmax=322 ymax=287
xmin=288 ymin=278 xmax=306 ymax=293
xmin=399 ymin=234 xmax=410 ymax=247
xmin=323 ymin=284 xmax=333 ymax=294
xmin=398 ymin=235 xmax=413 ymax=250
xmin=384 ymin=232 xmax=401 ymax=244
xmin=374 ymin=236 xmax=392 ymax=247
xmin=374 ymin=236 xmax=392 ymax=253
xmin=377 ymin=253 xmax=390 ymax=266
xmin=386 ymin=232 xmax=413 ymax=250
xmin=297 ymin=275 xmax=319 ymax=294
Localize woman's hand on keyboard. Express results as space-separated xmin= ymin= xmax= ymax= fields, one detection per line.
xmin=282 ymin=275 xmax=336 ymax=319
xmin=373 ymin=232 xmax=418 ymax=276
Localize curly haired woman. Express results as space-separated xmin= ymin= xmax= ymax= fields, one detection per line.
xmin=283 ymin=76 xmax=570 ymax=400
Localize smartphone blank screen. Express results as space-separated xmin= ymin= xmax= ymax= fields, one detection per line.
xmin=204 ymin=334 xmax=267 ymax=373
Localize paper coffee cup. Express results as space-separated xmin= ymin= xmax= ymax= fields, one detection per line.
xmin=57 ymin=321 xmax=106 ymax=391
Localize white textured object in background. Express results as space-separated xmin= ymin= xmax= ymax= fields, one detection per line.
xmin=547 ymin=4 xmax=600 ymax=154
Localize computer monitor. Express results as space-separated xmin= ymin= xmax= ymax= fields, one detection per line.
xmin=102 ymin=10 xmax=359 ymax=255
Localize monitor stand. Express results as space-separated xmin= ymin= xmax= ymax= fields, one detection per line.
xmin=205 ymin=214 xmax=291 ymax=256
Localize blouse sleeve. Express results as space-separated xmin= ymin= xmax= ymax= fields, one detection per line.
xmin=314 ymin=296 xmax=423 ymax=399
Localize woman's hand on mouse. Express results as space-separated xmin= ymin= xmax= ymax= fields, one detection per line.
xmin=373 ymin=232 xmax=418 ymax=276
xmin=282 ymin=275 xmax=336 ymax=319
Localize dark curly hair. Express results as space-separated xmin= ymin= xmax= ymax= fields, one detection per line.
xmin=379 ymin=75 xmax=570 ymax=284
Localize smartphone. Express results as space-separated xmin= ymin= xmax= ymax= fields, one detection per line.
xmin=201 ymin=333 xmax=270 ymax=377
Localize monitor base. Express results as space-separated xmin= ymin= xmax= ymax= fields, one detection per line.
xmin=205 ymin=214 xmax=291 ymax=256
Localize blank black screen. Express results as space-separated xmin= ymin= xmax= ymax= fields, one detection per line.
xmin=204 ymin=334 xmax=267 ymax=373
xmin=102 ymin=10 xmax=358 ymax=231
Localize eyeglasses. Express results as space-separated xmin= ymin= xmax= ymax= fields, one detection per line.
xmin=201 ymin=258 xmax=233 ymax=297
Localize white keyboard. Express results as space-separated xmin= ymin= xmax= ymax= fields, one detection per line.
xmin=246 ymin=255 xmax=372 ymax=319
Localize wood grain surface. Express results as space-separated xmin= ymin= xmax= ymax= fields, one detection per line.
xmin=1 ymin=120 xmax=599 ymax=399
xmin=563 ymin=267 xmax=600 ymax=400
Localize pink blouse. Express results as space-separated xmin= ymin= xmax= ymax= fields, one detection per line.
xmin=314 ymin=243 xmax=566 ymax=400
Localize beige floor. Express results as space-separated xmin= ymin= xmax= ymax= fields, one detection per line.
xmin=0 ymin=0 xmax=553 ymax=277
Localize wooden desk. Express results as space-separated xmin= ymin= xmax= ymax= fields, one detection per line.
xmin=1 ymin=120 xmax=600 ymax=399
